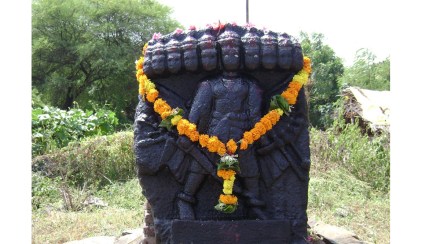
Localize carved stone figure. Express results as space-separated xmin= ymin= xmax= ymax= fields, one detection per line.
xmin=134 ymin=23 xmax=310 ymax=243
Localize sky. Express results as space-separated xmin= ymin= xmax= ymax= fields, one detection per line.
xmin=158 ymin=0 xmax=391 ymax=66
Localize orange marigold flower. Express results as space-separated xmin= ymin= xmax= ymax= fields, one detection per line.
xmin=136 ymin=57 xmax=144 ymax=70
xmin=219 ymin=194 xmax=238 ymax=205
xmin=142 ymin=43 xmax=148 ymax=55
xmin=303 ymin=56 xmax=312 ymax=74
xmin=177 ymin=119 xmax=190 ymax=135
xmin=146 ymin=89 xmax=159 ymax=103
xmin=199 ymin=134 xmax=209 ymax=148
xmin=281 ymin=90 xmax=297 ymax=104
xmin=187 ymin=130 xmax=200 ymax=142
xmin=266 ymin=111 xmax=277 ymax=124
xmin=289 ymin=81 xmax=302 ymax=92
xmin=243 ymin=131 xmax=254 ymax=144
xmin=207 ymin=136 xmax=220 ymax=153
xmin=226 ymin=139 xmax=238 ymax=154
xmin=187 ymin=123 xmax=197 ymax=133
xmin=250 ymin=128 xmax=261 ymax=141
xmin=217 ymin=143 xmax=227 ymax=155
xmin=240 ymin=139 xmax=249 ymax=150
xmin=254 ymin=122 xmax=267 ymax=136
xmin=217 ymin=169 xmax=236 ymax=180
xmin=260 ymin=117 xmax=273 ymax=131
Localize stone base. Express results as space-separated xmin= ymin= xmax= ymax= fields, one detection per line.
xmin=170 ymin=220 xmax=294 ymax=244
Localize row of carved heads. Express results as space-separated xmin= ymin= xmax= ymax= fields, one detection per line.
xmin=143 ymin=23 xmax=303 ymax=77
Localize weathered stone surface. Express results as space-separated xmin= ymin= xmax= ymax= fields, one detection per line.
xmin=170 ymin=220 xmax=294 ymax=244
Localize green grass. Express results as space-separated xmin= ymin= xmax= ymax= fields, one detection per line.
xmin=32 ymin=126 xmax=390 ymax=243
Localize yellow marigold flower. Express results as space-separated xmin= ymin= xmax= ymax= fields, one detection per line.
xmin=199 ymin=134 xmax=209 ymax=148
xmin=136 ymin=57 xmax=144 ymax=70
xmin=142 ymin=43 xmax=148 ymax=55
xmin=139 ymin=86 xmax=146 ymax=96
xmin=187 ymin=123 xmax=197 ymax=133
xmin=223 ymin=178 xmax=234 ymax=193
xmin=146 ymin=89 xmax=159 ymax=103
xmin=217 ymin=169 xmax=236 ymax=180
xmin=243 ymin=131 xmax=254 ymax=144
xmin=260 ymin=117 xmax=273 ymax=131
xmin=250 ymin=128 xmax=261 ymax=141
xmin=240 ymin=139 xmax=249 ymax=150
xmin=226 ymin=139 xmax=238 ymax=154
xmin=207 ymin=136 xmax=220 ymax=153
xmin=276 ymin=108 xmax=284 ymax=116
xmin=188 ymin=130 xmax=200 ymax=142
xmin=161 ymin=111 xmax=171 ymax=120
xmin=219 ymin=194 xmax=238 ymax=205
xmin=136 ymin=69 xmax=144 ymax=79
xmin=145 ymin=80 xmax=156 ymax=91
xmin=254 ymin=122 xmax=267 ymax=136
xmin=171 ymin=115 xmax=182 ymax=125
xmin=217 ymin=143 xmax=227 ymax=155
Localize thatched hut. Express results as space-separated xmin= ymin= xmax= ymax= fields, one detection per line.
xmin=341 ymin=87 xmax=390 ymax=134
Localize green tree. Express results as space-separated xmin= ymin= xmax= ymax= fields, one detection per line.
xmin=300 ymin=32 xmax=344 ymax=129
xmin=32 ymin=0 xmax=181 ymax=121
xmin=339 ymin=48 xmax=390 ymax=91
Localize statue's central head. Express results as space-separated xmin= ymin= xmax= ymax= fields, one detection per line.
xmin=242 ymin=27 xmax=261 ymax=70
xmin=218 ymin=26 xmax=241 ymax=72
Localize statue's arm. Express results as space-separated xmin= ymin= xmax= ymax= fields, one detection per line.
xmin=247 ymin=81 xmax=263 ymax=125
xmin=188 ymin=81 xmax=213 ymax=133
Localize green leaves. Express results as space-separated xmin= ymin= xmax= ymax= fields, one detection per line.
xmin=270 ymin=95 xmax=291 ymax=115
xmin=214 ymin=202 xmax=237 ymax=213
xmin=32 ymin=105 xmax=119 ymax=156
xmin=217 ymin=155 xmax=240 ymax=173
xmin=159 ymin=108 xmax=183 ymax=131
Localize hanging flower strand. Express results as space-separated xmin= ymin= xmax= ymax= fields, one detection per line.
xmin=135 ymin=40 xmax=312 ymax=213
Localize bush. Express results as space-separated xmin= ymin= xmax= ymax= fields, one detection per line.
xmin=310 ymin=122 xmax=390 ymax=192
xmin=32 ymin=172 xmax=63 ymax=210
xmin=32 ymin=131 xmax=135 ymax=188
xmin=32 ymin=105 xmax=119 ymax=156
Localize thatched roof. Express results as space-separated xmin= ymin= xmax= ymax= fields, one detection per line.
xmin=341 ymin=87 xmax=390 ymax=133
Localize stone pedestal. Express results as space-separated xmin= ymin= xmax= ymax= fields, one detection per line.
xmin=170 ymin=220 xmax=295 ymax=244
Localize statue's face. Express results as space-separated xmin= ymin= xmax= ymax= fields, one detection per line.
xmin=152 ymin=53 xmax=165 ymax=74
xmin=221 ymin=44 xmax=240 ymax=71
xmin=201 ymin=48 xmax=217 ymax=71
xmin=167 ymin=51 xmax=181 ymax=74
xmin=262 ymin=44 xmax=277 ymax=69
xmin=243 ymin=45 xmax=260 ymax=70
xmin=278 ymin=46 xmax=293 ymax=70
xmin=184 ymin=49 xmax=198 ymax=71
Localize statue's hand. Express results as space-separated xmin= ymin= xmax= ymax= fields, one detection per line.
xmin=256 ymin=130 xmax=285 ymax=155
xmin=176 ymin=136 xmax=194 ymax=152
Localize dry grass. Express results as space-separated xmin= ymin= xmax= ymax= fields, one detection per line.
xmin=32 ymin=207 xmax=144 ymax=244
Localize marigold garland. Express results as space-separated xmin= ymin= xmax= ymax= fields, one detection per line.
xmin=135 ymin=42 xmax=311 ymax=213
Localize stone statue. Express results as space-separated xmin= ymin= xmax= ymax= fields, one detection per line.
xmin=134 ymin=23 xmax=310 ymax=243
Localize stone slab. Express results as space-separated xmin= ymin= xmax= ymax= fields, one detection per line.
xmin=170 ymin=220 xmax=291 ymax=244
